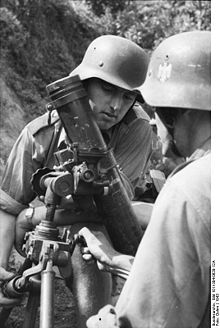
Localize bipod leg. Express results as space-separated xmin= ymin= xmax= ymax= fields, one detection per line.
xmin=23 ymin=274 xmax=41 ymax=328
xmin=40 ymin=260 xmax=55 ymax=328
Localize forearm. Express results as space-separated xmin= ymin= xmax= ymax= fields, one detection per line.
xmin=31 ymin=206 xmax=99 ymax=227
xmin=0 ymin=209 xmax=16 ymax=268
xmin=78 ymin=227 xmax=134 ymax=280
xmin=107 ymin=254 xmax=134 ymax=279
xmin=113 ymin=254 xmax=134 ymax=272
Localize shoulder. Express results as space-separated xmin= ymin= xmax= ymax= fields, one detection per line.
xmin=118 ymin=104 xmax=152 ymax=140
xmin=123 ymin=103 xmax=151 ymax=126
xmin=170 ymin=154 xmax=210 ymax=189
xmin=25 ymin=110 xmax=60 ymax=136
xmin=163 ymin=154 xmax=211 ymax=224
xmin=153 ymin=155 xmax=211 ymax=218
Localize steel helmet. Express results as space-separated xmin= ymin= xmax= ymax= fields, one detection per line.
xmin=141 ymin=31 xmax=211 ymax=111
xmin=70 ymin=35 xmax=149 ymax=101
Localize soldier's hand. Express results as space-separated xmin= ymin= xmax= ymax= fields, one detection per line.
xmin=78 ymin=227 xmax=120 ymax=271
xmin=0 ymin=267 xmax=22 ymax=307
xmin=86 ymin=305 xmax=120 ymax=328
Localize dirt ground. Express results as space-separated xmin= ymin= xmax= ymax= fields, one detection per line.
xmin=1 ymin=249 xmax=123 ymax=328
xmin=4 ymin=279 xmax=76 ymax=328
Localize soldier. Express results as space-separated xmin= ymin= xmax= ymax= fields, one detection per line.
xmin=79 ymin=30 xmax=211 ymax=328
xmin=0 ymin=35 xmax=152 ymax=327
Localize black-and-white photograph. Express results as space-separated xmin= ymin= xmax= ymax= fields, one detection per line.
xmin=0 ymin=1 xmax=215 ymax=327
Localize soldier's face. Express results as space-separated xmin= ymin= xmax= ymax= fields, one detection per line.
xmin=84 ymin=78 xmax=136 ymax=130
xmin=173 ymin=110 xmax=193 ymax=158
xmin=156 ymin=108 xmax=191 ymax=158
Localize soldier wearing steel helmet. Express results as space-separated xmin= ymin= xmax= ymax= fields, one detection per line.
xmin=0 ymin=35 xmax=153 ymax=326
xmin=77 ymin=31 xmax=211 ymax=328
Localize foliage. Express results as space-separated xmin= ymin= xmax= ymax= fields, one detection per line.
xmin=0 ymin=0 xmax=100 ymax=118
xmin=97 ymin=0 xmax=211 ymax=50
xmin=85 ymin=0 xmax=130 ymax=17
xmin=1 ymin=0 xmax=101 ymax=80
xmin=0 ymin=7 xmax=29 ymax=54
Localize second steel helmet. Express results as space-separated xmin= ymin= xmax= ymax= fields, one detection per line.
xmin=70 ymin=35 xmax=149 ymax=99
xmin=141 ymin=31 xmax=211 ymax=111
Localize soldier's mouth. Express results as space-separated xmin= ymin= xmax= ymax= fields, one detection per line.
xmin=102 ymin=112 xmax=117 ymax=119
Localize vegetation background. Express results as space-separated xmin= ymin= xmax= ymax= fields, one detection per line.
xmin=0 ymin=0 xmax=211 ymax=327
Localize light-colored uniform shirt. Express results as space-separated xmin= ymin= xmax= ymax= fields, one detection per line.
xmin=0 ymin=105 xmax=152 ymax=216
xmin=116 ymin=146 xmax=211 ymax=328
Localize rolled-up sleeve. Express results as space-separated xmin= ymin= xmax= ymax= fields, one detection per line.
xmin=0 ymin=127 xmax=42 ymax=215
